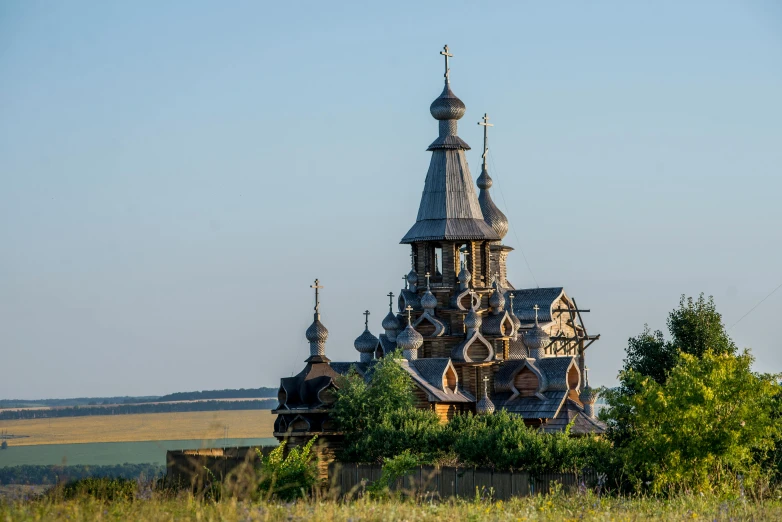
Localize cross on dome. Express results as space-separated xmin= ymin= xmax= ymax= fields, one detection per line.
xmin=310 ymin=279 xmax=324 ymax=312
xmin=533 ymin=304 xmax=540 ymax=323
xmin=478 ymin=113 xmax=493 ymax=169
xmin=363 ymin=310 xmax=370 ymax=329
xmin=387 ymin=292 xmax=395 ymax=309
xmin=425 ymin=272 xmax=431 ymax=288
xmin=440 ymin=45 xmax=453 ymax=82
xmin=405 ymin=305 xmax=414 ymax=323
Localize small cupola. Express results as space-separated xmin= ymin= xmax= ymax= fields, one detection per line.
xmin=354 ymin=310 xmax=379 ymax=364
xmin=522 ymin=304 xmax=549 ymax=360
xmin=396 ymin=306 xmax=424 ymax=361
xmin=305 ymin=279 xmax=329 ymax=361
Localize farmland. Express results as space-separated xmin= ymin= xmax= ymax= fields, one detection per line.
xmin=0 ymin=410 xmax=275 ymax=447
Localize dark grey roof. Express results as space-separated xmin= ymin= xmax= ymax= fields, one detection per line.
xmin=540 ymin=399 xmax=607 ymax=435
xmin=509 ymin=287 xmax=565 ymax=324
xmin=399 ymin=359 xmax=475 ymax=403
xmin=278 ymin=360 xmax=342 ymax=410
xmin=329 ymin=361 xmax=370 ymax=377
xmin=536 ymin=356 xmax=578 ymax=391
xmin=497 ymin=390 xmax=568 ymax=419
xmin=482 ymin=311 xmax=512 ymax=337
xmin=401 ymin=149 xmax=500 ymax=244
xmin=477 ymin=167 xmax=508 ymax=240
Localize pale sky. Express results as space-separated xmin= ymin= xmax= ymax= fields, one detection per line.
xmin=1 ymin=1 xmax=781 ymax=399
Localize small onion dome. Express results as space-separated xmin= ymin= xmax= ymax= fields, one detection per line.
xmin=476 ymin=394 xmax=495 ymax=415
xmin=464 ymin=307 xmax=482 ymax=330
xmin=458 ymin=263 xmax=472 ymax=286
xmin=430 ymin=83 xmax=466 ymax=121
xmin=421 ymin=289 xmax=438 ymax=311
xmin=396 ymin=323 xmax=423 ymax=353
xmin=489 ymin=285 xmax=505 ymax=312
xmin=523 ymin=323 xmax=548 ymax=353
xmin=579 ymin=385 xmax=599 ymax=405
xmin=354 ymin=329 xmax=378 ymax=355
xmin=407 ymin=269 xmax=419 ymax=287
xmin=382 ymin=310 xmax=401 ymax=333
xmin=477 ymin=168 xmax=509 ymax=240
xmin=306 ymin=315 xmax=329 ymax=344
xmin=508 ymin=309 xmax=522 ymax=339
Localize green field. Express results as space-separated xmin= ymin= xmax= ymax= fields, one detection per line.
xmin=0 ymin=438 xmax=277 ymax=467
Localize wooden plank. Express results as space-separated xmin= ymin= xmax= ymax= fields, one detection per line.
xmin=456 ymin=468 xmax=474 ymax=498
xmin=474 ymin=468 xmax=493 ymax=499
xmin=420 ymin=465 xmax=440 ymax=496
xmin=512 ymin=471 xmax=530 ymax=497
xmin=440 ymin=466 xmax=457 ymax=498
xmin=492 ymin=471 xmax=512 ymax=500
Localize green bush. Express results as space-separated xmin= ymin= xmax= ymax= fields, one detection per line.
xmin=257 ymin=436 xmax=318 ymax=501
xmin=57 ymin=477 xmax=137 ymax=501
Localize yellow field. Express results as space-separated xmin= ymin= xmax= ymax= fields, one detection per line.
xmin=0 ymin=410 xmax=275 ymax=446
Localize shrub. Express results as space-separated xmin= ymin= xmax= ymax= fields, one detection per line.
xmin=57 ymin=477 xmax=137 ymax=501
xmin=257 ymin=436 xmax=318 ymax=501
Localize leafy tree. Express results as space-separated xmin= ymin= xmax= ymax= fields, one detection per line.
xmin=603 ymin=351 xmax=781 ymax=494
xmin=667 ymin=294 xmax=736 ymax=358
xmin=623 ymin=325 xmax=677 ymax=386
xmin=331 ymin=351 xmax=416 ymax=437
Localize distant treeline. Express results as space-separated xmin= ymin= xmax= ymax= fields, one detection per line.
xmin=0 ymin=397 xmax=158 ymax=409
xmin=0 ymin=399 xmax=277 ymax=420
xmin=0 ymin=463 xmax=165 ymax=485
xmin=0 ymin=388 xmax=278 ymax=410
xmin=124 ymin=387 xmax=278 ymax=404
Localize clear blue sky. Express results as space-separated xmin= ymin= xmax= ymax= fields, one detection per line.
xmin=1 ymin=1 xmax=780 ymax=399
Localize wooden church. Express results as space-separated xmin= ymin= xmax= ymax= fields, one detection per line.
xmin=273 ymin=46 xmax=605 ymax=447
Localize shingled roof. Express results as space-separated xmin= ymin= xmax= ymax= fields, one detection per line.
xmin=399 ymin=358 xmax=475 ymax=403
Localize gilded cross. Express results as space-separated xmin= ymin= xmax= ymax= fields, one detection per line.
xmin=440 ymin=45 xmax=453 ymax=82
xmin=483 ymin=374 xmax=490 ymax=396
xmin=310 ymin=279 xmax=324 ymax=312
xmin=405 ymin=305 xmax=414 ymax=323
xmin=363 ymin=310 xmax=370 ymax=330
xmin=425 ymin=271 xmax=431 ymax=289
xmin=533 ymin=304 xmax=540 ymax=323
xmin=478 ymin=113 xmax=493 ymax=169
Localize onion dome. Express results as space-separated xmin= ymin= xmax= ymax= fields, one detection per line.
xmin=430 ymin=83 xmax=466 ymax=121
xmin=579 ymin=384 xmax=599 ymax=418
xmin=421 ymin=273 xmax=437 ymax=311
xmin=382 ymin=292 xmax=401 ymax=342
xmin=476 ymin=376 xmax=495 ymax=415
xmin=507 ymin=293 xmax=522 ymax=340
xmin=464 ymin=300 xmax=483 ymax=331
xmin=489 ymin=279 xmax=506 ymax=313
xmin=476 ymin=114 xmax=509 ymax=241
xmin=354 ymin=311 xmax=379 ymax=364
xmin=457 ymin=260 xmax=472 ymax=290
xmin=397 ymin=307 xmax=423 ymax=361
xmin=305 ymin=279 xmax=329 ymax=359
xmin=406 ymin=268 xmax=418 ymax=292
xmin=523 ymin=305 xmax=549 ymax=359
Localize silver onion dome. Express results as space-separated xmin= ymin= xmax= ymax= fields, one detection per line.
xmin=306 ymin=318 xmax=329 ymax=343
xmin=407 ymin=268 xmax=419 ymax=288
xmin=396 ymin=323 xmax=423 ymax=360
xmin=382 ymin=310 xmax=401 ymax=333
xmin=457 ymin=262 xmax=472 ymax=289
xmin=464 ymin=306 xmax=482 ymax=331
xmin=476 ymin=393 xmax=495 ymax=415
xmin=489 ymin=283 xmax=506 ymax=312
xmin=430 ymin=83 xmax=466 ymax=121
xmin=477 ymin=169 xmax=509 ymax=240
xmin=354 ymin=329 xmax=378 ymax=355
xmin=421 ymin=289 xmax=437 ymax=311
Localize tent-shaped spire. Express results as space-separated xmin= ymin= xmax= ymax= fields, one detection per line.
xmin=401 ymin=46 xmax=500 ymax=244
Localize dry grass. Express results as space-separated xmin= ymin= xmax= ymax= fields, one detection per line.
xmin=0 ymin=410 xmax=275 ymax=446
xmin=1 ymin=494 xmax=781 ymax=522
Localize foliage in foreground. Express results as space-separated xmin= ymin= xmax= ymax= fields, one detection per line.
xmin=256 ymin=437 xmax=318 ymax=501
xmin=332 ymin=352 xmax=612 ymax=474
xmin=2 ymin=490 xmax=782 ymax=521
xmin=603 ymin=350 xmax=781 ymax=494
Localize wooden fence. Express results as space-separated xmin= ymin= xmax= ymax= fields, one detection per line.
xmin=328 ymin=463 xmax=597 ymax=500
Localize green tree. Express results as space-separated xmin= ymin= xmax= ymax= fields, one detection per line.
xmin=603 ymin=351 xmax=781 ymax=494
xmin=667 ymin=294 xmax=737 ymax=358
xmin=623 ymin=325 xmax=677 ymax=386
xmin=331 ymin=351 xmax=415 ymax=436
